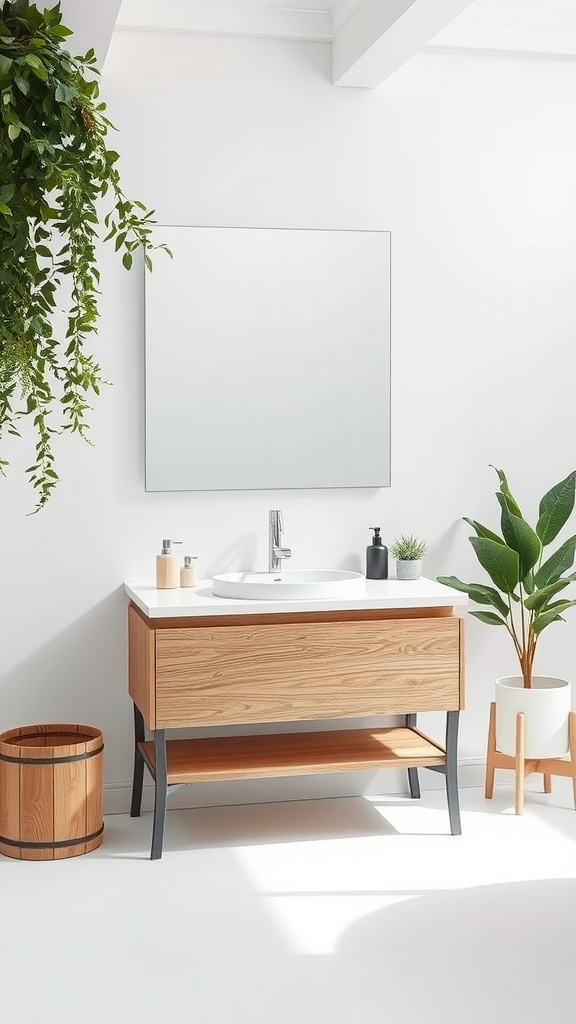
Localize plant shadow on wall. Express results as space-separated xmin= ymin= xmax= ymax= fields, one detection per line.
xmin=0 ymin=0 xmax=170 ymax=512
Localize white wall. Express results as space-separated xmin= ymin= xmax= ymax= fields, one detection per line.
xmin=59 ymin=0 xmax=121 ymax=67
xmin=2 ymin=29 xmax=576 ymax=811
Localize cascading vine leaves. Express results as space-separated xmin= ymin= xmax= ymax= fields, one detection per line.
xmin=438 ymin=466 xmax=576 ymax=688
xmin=0 ymin=0 xmax=170 ymax=510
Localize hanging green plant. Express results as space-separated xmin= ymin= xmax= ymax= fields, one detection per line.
xmin=0 ymin=0 xmax=169 ymax=510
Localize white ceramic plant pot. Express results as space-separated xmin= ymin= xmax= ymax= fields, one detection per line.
xmin=495 ymin=676 xmax=572 ymax=758
xmin=396 ymin=559 xmax=422 ymax=580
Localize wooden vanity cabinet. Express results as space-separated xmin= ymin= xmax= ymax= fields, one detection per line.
xmin=128 ymin=603 xmax=465 ymax=858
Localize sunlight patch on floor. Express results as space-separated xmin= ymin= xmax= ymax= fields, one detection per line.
xmin=232 ymin=789 xmax=576 ymax=947
xmin=261 ymin=892 xmax=421 ymax=954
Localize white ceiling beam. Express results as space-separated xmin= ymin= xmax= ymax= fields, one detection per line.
xmin=427 ymin=2 xmax=576 ymax=59
xmin=332 ymin=0 xmax=475 ymax=88
xmin=59 ymin=0 xmax=122 ymax=68
xmin=116 ymin=1 xmax=332 ymax=42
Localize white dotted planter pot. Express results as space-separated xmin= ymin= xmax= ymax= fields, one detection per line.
xmin=495 ymin=675 xmax=572 ymax=759
xmin=395 ymin=559 xmax=422 ymax=580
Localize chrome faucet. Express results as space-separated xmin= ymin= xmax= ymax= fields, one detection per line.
xmin=269 ymin=509 xmax=291 ymax=573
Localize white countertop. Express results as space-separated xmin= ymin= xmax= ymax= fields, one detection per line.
xmin=124 ymin=577 xmax=468 ymax=619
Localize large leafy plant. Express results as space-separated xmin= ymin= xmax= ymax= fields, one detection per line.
xmin=438 ymin=467 xmax=576 ymax=688
xmin=0 ymin=0 xmax=168 ymax=510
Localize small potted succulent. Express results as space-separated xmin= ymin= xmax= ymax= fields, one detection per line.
xmin=390 ymin=535 xmax=428 ymax=580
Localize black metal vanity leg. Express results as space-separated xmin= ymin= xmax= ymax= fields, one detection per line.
xmin=445 ymin=711 xmax=461 ymax=835
xmin=151 ymin=730 xmax=168 ymax=860
xmin=405 ymin=715 xmax=421 ymax=799
xmin=130 ymin=703 xmax=146 ymax=818
xmin=407 ymin=768 xmax=421 ymax=800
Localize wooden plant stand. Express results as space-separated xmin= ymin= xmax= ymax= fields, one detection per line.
xmin=485 ymin=702 xmax=576 ymax=814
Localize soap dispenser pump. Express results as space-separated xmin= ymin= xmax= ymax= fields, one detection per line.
xmin=156 ymin=538 xmax=182 ymax=590
xmin=366 ymin=527 xmax=388 ymax=580
xmin=180 ymin=555 xmax=198 ymax=588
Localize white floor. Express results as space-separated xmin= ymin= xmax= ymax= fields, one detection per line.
xmin=2 ymin=780 xmax=576 ymax=1024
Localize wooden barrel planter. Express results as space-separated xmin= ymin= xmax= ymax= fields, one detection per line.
xmin=0 ymin=724 xmax=104 ymax=861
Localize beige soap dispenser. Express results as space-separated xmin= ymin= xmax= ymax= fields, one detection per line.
xmin=180 ymin=555 xmax=198 ymax=588
xmin=156 ymin=538 xmax=182 ymax=589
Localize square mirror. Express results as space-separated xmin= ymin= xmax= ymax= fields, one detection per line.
xmin=144 ymin=226 xmax=391 ymax=491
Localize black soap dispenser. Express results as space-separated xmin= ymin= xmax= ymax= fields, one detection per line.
xmin=366 ymin=527 xmax=388 ymax=580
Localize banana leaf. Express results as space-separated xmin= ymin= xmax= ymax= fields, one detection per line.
xmin=536 ymin=471 xmax=576 ymax=546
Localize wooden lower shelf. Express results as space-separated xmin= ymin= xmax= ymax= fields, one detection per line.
xmin=139 ymin=726 xmax=446 ymax=785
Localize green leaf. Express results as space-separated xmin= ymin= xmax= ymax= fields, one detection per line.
xmin=495 ymin=492 xmax=541 ymax=577
xmin=539 ymin=598 xmax=576 ymax=615
xmin=469 ymin=536 xmax=520 ymax=594
xmin=462 ymin=517 xmax=503 ymax=544
xmin=50 ymin=25 xmax=73 ymax=39
xmin=437 ymin=575 xmax=509 ymax=616
xmin=523 ymin=571 xmax=534 ymax=595
xmin=536 ymin=471 xmax=576 ymax=546
xmin=532 ymin=600 xmax=576 ymax=635
xmin=122 ymin=251 xmax=133 ymax=270
xmin=523 ymin=578 xmax=571 ymax=611
xmin=28 ymin=61 xmax=47 ymax=82
xmin=13 ymin=72 xmax=29 ymax=95
xmin=534 ymin=535 xmax=576 ymax=588
xmin=469 ymin=610 xmax=507 ymax=626
xmin=55 ymin=83 xmax=73 ymax=103
xmin=490 ymin=465 xmax=523 ymax=517
xmin=24 ymin=54 xmax=43 ymax=69
xmin=8 ymin=122 xmax=20 ymax=140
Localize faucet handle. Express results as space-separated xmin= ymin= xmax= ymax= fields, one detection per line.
xmin=269 ymin=509 xmax=283 ymax=531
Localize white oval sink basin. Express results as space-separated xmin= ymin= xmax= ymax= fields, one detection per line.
xmin=212 ymin=570 xmax=364 ymax=601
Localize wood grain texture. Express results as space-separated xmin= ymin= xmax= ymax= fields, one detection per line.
xmin=139 ymin=726 xmax=447 ymax=784
xmin=485 ymin=707 xmax=576 ymax=813
xmin=53 ymin=753 xmax=86 ymax=859
xmin=20 ymin=756 xmax=54 ymax=860
xmin=0 ymin=752 xmax=21 ymax=860
xmin=0 ymin=724 xmax=103 ymax=861
xmin=484 ymin=701 xmax=496 ymax=800
xmin=129 ymin=604 xmax=156 ymax=728
xmin=515 ymin=712 xmax=525 ymax=815
xmin=85 ymin=740 xmax=103 ymax=854
xmin=458 ymin=616 xmax=465 ymax=709
xmin=155 ymin=616 xmax=462 ymax=728
xmin=142 ymin=605 xmax=456 ymax=630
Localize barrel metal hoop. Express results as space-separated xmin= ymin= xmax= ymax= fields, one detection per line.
xmin=0 ymin=825 xmax=104 ymax=850
xmin=1 ymin=730 xmax=99 ymax=742
xmin=0 ymin=745 xmax=104 ymax=766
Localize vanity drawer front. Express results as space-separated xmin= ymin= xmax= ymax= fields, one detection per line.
xmin=154 ymin=617 xmax=463 ymax=728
